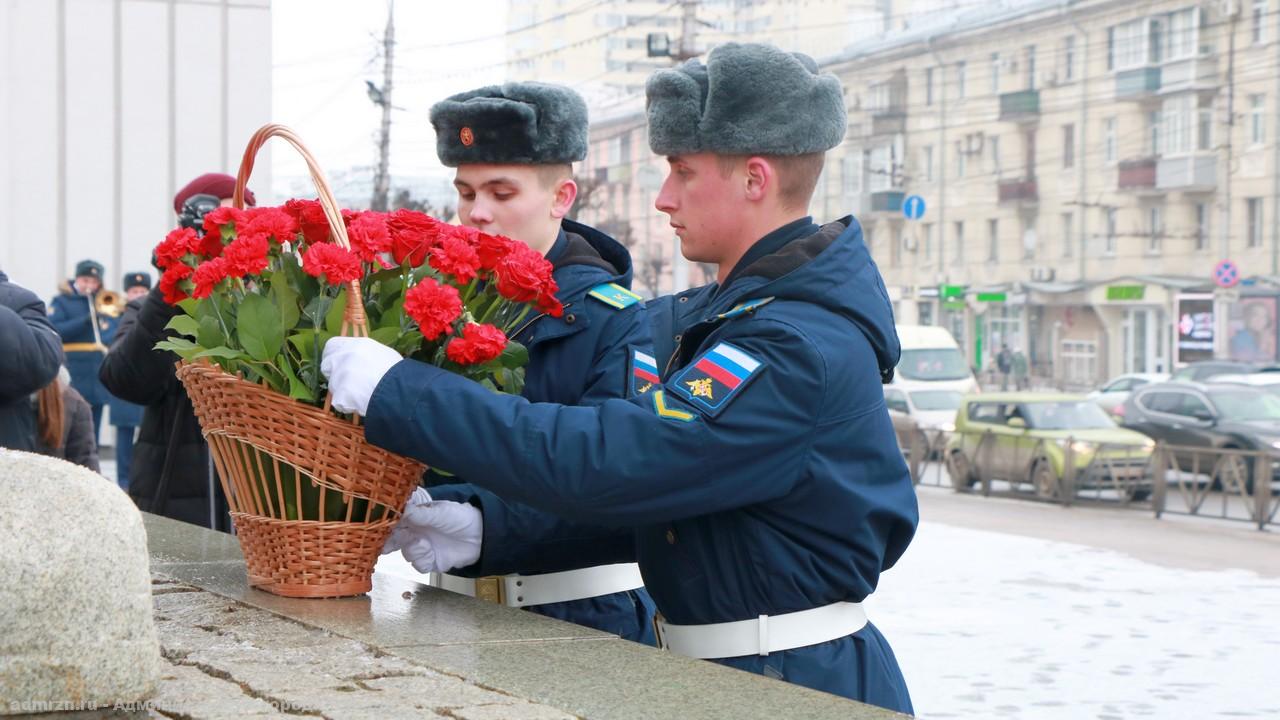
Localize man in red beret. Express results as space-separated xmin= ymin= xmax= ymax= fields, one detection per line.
xmin=172 ymin=172 xmax=256 ymax=215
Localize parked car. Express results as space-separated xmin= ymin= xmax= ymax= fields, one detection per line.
xmin=1120 ymin=381 xmax=1280 ymax=489
xmin=891 ymin=325 xmax=979 ymax=394
xmin=1088 ymin=373 xmax=1169 ymax=418
xmin=945 ymin=393 xmax=1155 ymax=499
xmin=1170 ymin=361 xmax=1259 ymax=382
xmin=1205 ymin=373 xmax=1280 ymax=392
xmin=885 ymin=387 xmax=963 ymax=458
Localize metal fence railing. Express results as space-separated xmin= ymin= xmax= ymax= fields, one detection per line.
xmin=901 ymin=429 xmax=1278 ymax=530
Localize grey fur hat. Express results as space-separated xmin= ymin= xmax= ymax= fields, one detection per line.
xmin=430 ymin=82 xmax=588 ymax=167
xmin=646 ymin=43 xmax=847 ymax=156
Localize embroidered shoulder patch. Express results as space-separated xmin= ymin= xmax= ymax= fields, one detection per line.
xmin=668 ymin=341 xmax=765 ymax=418
xmin=587 ymin=282 xmax=641 ymax=310
xmin=716 ymin=296 xmax=775 ymax=321
xmin=651 ymin=389 xmax=695 ymax=422
xmin=630 ymin=348 xmax=660 ymax=397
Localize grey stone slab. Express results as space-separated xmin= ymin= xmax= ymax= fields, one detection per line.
xmin=143 ymin=514 xmax=244 ymax=566
xmin=147 ymin=662 xmax=287 ymax=718
xmin=153 ymin=561 xmax=613 ymax=648
xmin=387 ymin=640 xmax=907 ymax=720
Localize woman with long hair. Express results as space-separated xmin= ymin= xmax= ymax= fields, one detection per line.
xmin=34 ymin=367 xmax=99 ymax=472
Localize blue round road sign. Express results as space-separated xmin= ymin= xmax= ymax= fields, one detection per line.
xmin=1213 ymin=259 xmax=1240 ymax=288
xmin=902 ymin=195 xmax=926 ymax=221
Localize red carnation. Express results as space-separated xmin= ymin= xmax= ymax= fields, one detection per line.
xmin=445 ymin=323 xmax=507 ymax=366
xmin=241 ymin=207 xmax=299 ymax=244
xmin=474 ymin=232 xmax=516 ymax=271
xmin=537 ymin=286 xmax=565 ymax=318
xmin=191 ymin=257 xmax=229 ymax=299
xmin=223 ymin=232 xmax=271 ymax=277
xmin=158 ymin=263 xmax=193 ymax=305
xmin=155 ymin=227 xmax=198 ymax=270
xmin=403 ymin=278 xmax=463 ymax=341
xmin=494 ymin=245 xmax=555 ymax=305
xmin=301 ymin=242 xmax=362 ymax=285
xmin=388 ymin=209 xmax=442 ymax=266
xmin=197 ymin=228 xmax=228 ymax=259
xmin=201 ymin=206 xmax=245 ymax=238
xmin=429 ymin=233 xmax=481 ymax=284
xmin=284 ymin=198 xmax=332 ymax=244
xmin=345 ymin=211 xmax=392 ymax=263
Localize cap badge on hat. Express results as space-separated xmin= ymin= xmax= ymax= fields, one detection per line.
xmin=459 ymin=127 xmax=475 ymax=147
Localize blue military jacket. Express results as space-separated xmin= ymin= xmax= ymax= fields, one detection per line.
xmin=428 ymin=219 xmax=657 ymax=643
xmin=367 ymin=217 xmax=917 ymax=710
xmin=49 ymin=283 xmax=115 ymax=408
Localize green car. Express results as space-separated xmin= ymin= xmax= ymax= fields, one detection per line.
xmin=944 ymin=393 xmax=1155 ymax=499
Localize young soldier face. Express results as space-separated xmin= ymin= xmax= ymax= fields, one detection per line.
xmin=655 ymin=153 xmax=748 ymax=265
xmin=74 ymin=276 xmax=101 ymax=295
xmin=453 ymin=164 xmax=576 ymax=256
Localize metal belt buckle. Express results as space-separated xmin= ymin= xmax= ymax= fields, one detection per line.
xmin=474 ymin=576 xmax=504 ymax=605
xmin=653 ymin=611 xmax=668 ymax=650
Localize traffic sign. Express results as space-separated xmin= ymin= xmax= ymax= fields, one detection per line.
xmin=1213 ymin=259 xmax=1240 ymax=288
xmin=902 ymin=195 xmax=926 ymax=220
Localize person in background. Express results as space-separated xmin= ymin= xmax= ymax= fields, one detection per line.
xmin=0 ymin=268 xmax=64 ymax=452
xmin=104 ymin=271 xmax=151 ymax=489
xmin=100 ymin=173 xmax=255 ymax=529
xmin=1012 ymin=348 xmax=1029 ymax=391
xmin=996 ymin=344 xmax=1013 ymax=391
xmin=49 ymin=259 xmax=116 ymax=438
xmin=33 ymin=367 xmax=99 ymax=472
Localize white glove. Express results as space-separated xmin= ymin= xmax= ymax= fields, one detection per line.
xmin=381 ymin=487 xmax=433 ymax=555
xmin=398 ymin=499 xmax=484 ymax=574
xmin=320 ymin=336 xmax=403 ymax=416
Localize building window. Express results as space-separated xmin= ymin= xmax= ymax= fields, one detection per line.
xmin=1062 ymin=212 xmax=1074 ymax=258
xmin=1195 ymin=203 xmax=1210 ymax=251
xmin=1166 ymin=8 xmax=1199 ymax=61
xmin=1062 ymin=340 xmax=1098 ymax=385
xmin=1147 ymin=206 xmax=1163 ymax=253
xmin=1198 ymin=104 xmax=1213 ymax=151
xmin=1112 ymin=19 xmax=1147 ymax=71
xmin=1104 ymin=208 xmax=1118 ymax=254
xmin=1147 ymin=110 xmax=1162 ymax=156
xmin=1248 ymin=198 xmax=1264 ymax=247
xmin=1062 ymin=123 xmax=1075 ymax=169
xmin=956 ymin=61 xmax=966 ymax=99
xmin=954 ymin=221 xmax=965 ymax=262
xmin=923 ymin=222 xmax=934 ymax=261
xmin=990 ymin=52 xmax=1000 ymax=94
xmin=987 ymin=219 xmax=999 ymax=262
xmin=1022 ymin=217 xmax=1037 ymax=260
xmin=1064 ymin=35 xmax=1076 ymax=81
xmin=1106 ymin=27 xmax=1115 ymax=71
xmin=924 ymin=145 xmax=934 ymax=182
xmin=1163 ymin=95 xmax=1193 ymax=155
xmin=1103 ymin=117 xmax=1117 ymax=165
xmin=1250 ymin=94 xmax=1265 ymax=146
xmin=1253 ymin=0 xmax=1267 ymax=44
xmin=1025 ymin=44 xmax=1036 ymax=89
xmin=925 ymin=67 xmax=934 ymax=106
xmin=990 ymin=135 xmax=1001 ymax=176
xmin=955 ymin=144 xmax=966 ymax=178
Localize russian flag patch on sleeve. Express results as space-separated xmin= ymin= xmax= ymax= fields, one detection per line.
xmin=630 ymin=348 xmax=660 ymax=397
xmin=668 ymin=341 xmax=765 ymax=417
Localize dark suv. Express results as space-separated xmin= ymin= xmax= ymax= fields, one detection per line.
xmin=1121 ymin=381 xmax=1280 ymax=487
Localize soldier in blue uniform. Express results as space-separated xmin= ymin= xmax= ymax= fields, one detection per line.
xmin=104 ymin=271 xmax=151 ymax=490
xmin=381 ymin=82 xmax=658 ymax=645
xmin=49 ymin=259 xmax=115 ymax=438
xmin=324 ymin=44 xmax=916 ymax=712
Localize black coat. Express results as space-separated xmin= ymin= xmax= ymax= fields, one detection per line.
xmin=0 ymin=270 xmax=65 ymax=452
xmin=99 ymin=286 xmax=228 ymax=530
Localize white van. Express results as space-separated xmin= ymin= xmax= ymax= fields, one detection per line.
xmin=891 ymin=325 xmax=980 ymax=394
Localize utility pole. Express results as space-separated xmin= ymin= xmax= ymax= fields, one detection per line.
xmin=370 ymin=1 xmax=395 ymax=212
xmin=1220 ymin=2 xmax=1237 ymax=262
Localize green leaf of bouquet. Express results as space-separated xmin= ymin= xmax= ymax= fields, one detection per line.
xmin=288 ymin=329 xmax=334 ymax=362
xmin=498 ymin=340 xmax=529 ymax=370
xmin=164 ymin=314 xmax=200 ymax=339
xmin=153 ymin=337 xmax=202 ymax=361
xmin=237 ymin=293 xmax=284 ymax=362
xmin=369 ymin=326 xmax=400 ymax=347
xmin=376 ymin=296 xmax=405 ymax=330
xmin=324 ymin=288 xmax=348 ymax=336
xmin=269 ymin=270 xmax=301 ymax=331
xmin=190 ymin=346 xmax=245 ymax=361
xmin=176 ymin=298 xmax=199 ymax=316
xmin=277 ymin=353 xmax=316 ymax=403
xmin=197 ymin=315 xmax=224 ymax=348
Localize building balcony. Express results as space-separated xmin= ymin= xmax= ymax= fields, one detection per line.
xmin=867 ymin=190 xmax=905 ymax=214
xmin=1156 ymin=153 xmax=1216 ymax=192
xmin=1159 ymin=55 xmax=1218 ymax=95
xmin=1114 ymin=67 xmax=1161 ymax=101
xmin=1117 ymin=157 xmax=1159 ymax=192
xmin=997 ymin=177 xmax=1038 ymax=205
xmin=998 ymin=89 xmax=1040 ymax=123
xmin=870 ymin=112 xmax=907 ymax=137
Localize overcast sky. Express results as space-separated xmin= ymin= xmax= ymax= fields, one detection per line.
xmin=271 ymin=1 xmax=508 ymax=197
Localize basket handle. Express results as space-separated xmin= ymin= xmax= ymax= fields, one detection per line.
xmin=233 ymin=124 xmax=368 ymax=339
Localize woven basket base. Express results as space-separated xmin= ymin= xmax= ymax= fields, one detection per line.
xmin=233 ymin=512 xmax=397 ymax=598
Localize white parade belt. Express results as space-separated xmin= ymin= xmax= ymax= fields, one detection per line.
xmin=654 ymin=601 xmax=868 ymax=659
xmin=435 ymin=563 xmax=644 ymax=608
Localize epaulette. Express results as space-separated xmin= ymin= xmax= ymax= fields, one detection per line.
xmin=716 ymin=296 xmax=774 ymax=321
xmin=587 ymin=282 xmax=642 ymax=310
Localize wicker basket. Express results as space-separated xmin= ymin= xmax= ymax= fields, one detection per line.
xmin=175 ymin=124 xmax=424 ymax=598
